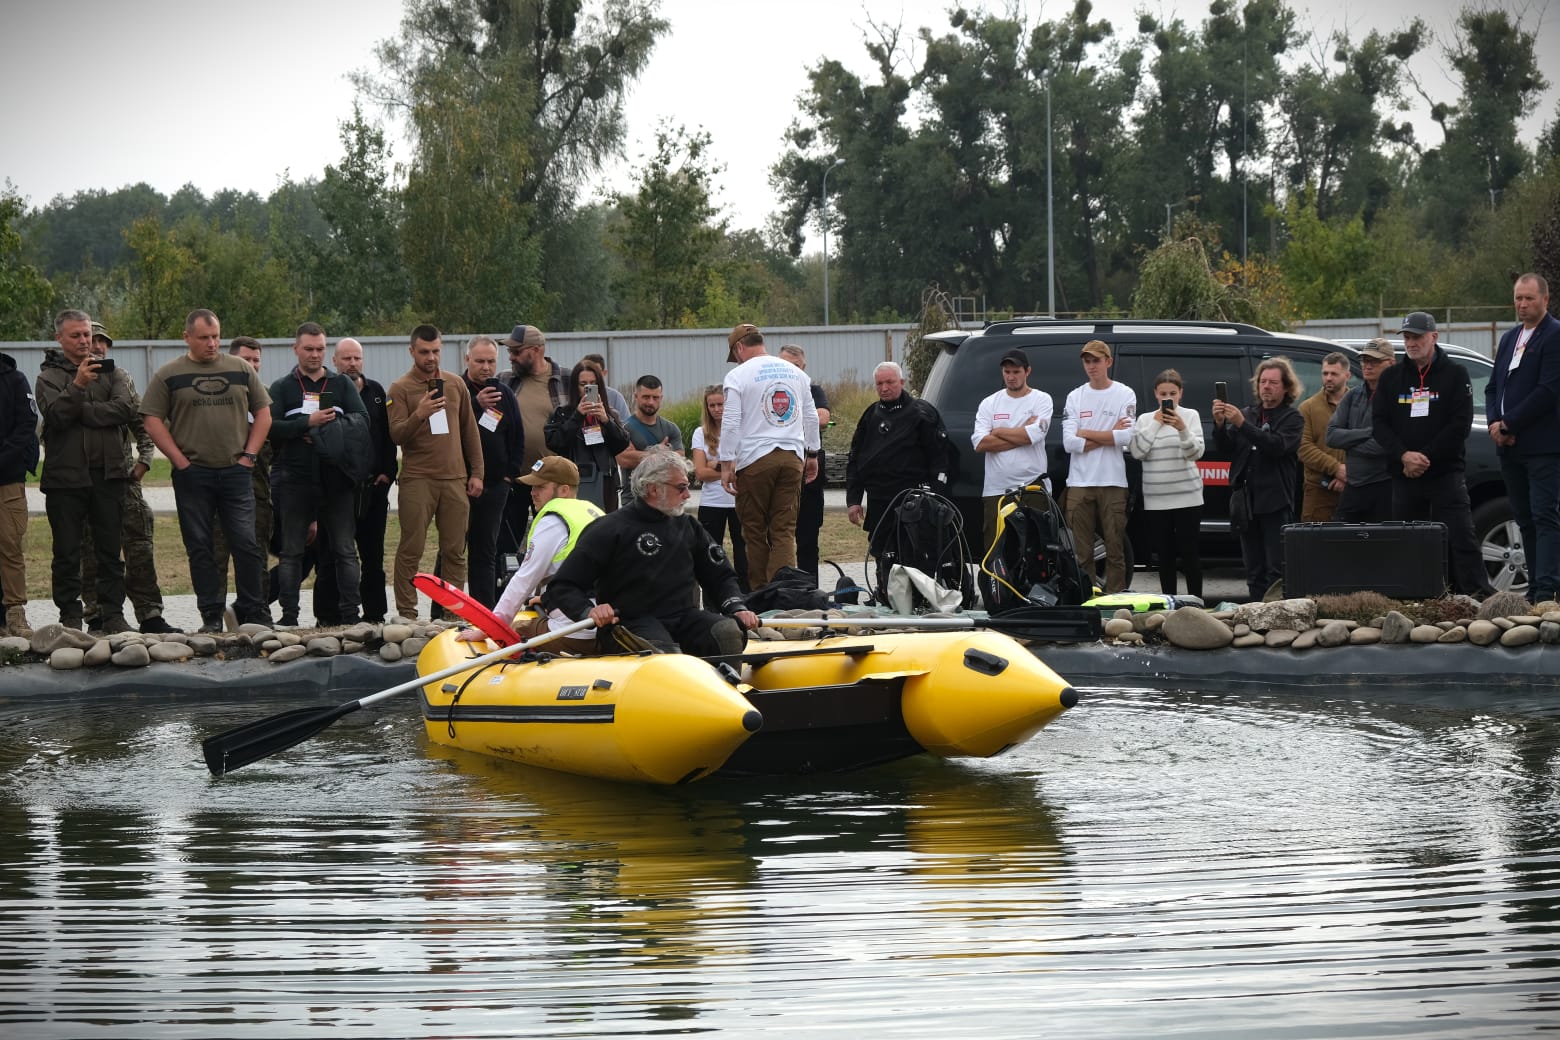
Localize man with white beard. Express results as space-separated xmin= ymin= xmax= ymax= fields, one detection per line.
xmin=546 ymin=446 xmax=757 ymax=655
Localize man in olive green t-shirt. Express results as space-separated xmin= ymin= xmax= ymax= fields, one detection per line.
xmin=140 ymin=308 xmax=273 ymax=632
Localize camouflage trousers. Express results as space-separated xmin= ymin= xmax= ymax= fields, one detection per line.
xmin=82 ymin=479 xmax=165 ymax=623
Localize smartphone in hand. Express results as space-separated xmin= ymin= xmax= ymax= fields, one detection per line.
xmin=428 ymin=378 xmax=444 ymax=398
xmin=1214 ymin=381 xmax=1227 ymax=403
xmin=319 ymin=390 xmax=335 ymax=409
xmin=93 ymin=357 xmax=116 ymax=374
xmin=1160 ymin=398 xmax=1174 ymax=414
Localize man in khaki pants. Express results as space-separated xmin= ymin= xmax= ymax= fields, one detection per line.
xmin=387 ymin=324 xmax=484 ymax=618
xmin=0 ymin=348 xmax=38 ymax=637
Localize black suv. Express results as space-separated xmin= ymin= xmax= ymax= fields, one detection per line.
xmin=920 ymin=319 xmax=1521 ymax=591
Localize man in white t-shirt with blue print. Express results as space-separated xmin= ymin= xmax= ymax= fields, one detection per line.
xmin=972 ymin=347 xmax=1053 ymax=551
xmin=1061 ymin=339 xmax=1136 ymax=592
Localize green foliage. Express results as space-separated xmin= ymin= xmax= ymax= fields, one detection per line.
xmin=123 ymin=216 xmax=196 ymax=338
xmin=0 ymin=186 xmax=55 ymax=339
xmin=903 ymin=285 xmax=957 ymax=393
xmin=1279 ymin=190 xmax=1386 ymax=317
xmin=313 ymin=105 xmax=410 ymax=332
xmin=819 ymin=378 xmax=882 ymax=456
xmin=1132 ymin=237 xmax=1229 ymax=320
xmin=610 ymin=124 xmax=726 ymax=328
xmin=659 ymin=395 xmax=703 ymax=455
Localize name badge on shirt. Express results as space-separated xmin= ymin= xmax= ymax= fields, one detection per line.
xmin=479 ymin=408 xmax=502 ymax=432
xmin=430 ymin=410 xmax=450 ymax=435
xmin=1410 ymin=389 xmax=1432 ymax=418
xmin=302 ymin=392 xmax=320 ymax=415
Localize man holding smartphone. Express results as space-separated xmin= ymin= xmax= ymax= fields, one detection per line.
xmin=268 ymin=322 xmax=367 ymax=626
xmin=35 ymin=309 xmax=137 ymax=634
xmin=461 ymin=336 xmax=524 ymax=607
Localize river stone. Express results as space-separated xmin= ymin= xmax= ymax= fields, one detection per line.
xmin=274 ymin=631 xmax=302 ymax=648
xmin=1510 ymin=615 xmax=1543 ymax=626
xmin=343 ymin=640 xmax=365 ymax=654
xmin=82 ymin=639 xmax=112 ymax=667
xmin=107 ymin=631 xmax=146 ymax=651
xmin=1491 ymin=616 xmax=1515 ymax=631
xmin=1500 ymin=625 xmax=1540 ymax=647
xmin=1211 ymin=610 xmax=1235 ymax=622
xmin=382 ymin=624 xmax=414 ymax=644
xmin=1161 ymin=607 xmax=1233 ymax=650
xmin=1349 ymin=627 xmax=1382 ymax=645
xmin=1265 ymin=629 xmax=1298 ymax=647
xmin=1543 ymin=610 xmax=1560 ymax=624
xmin=1232 ymin=598 xmax=1317 ymax=633
xmin=31 ymin=624 xmax=97 ymax=654
xmin=1232 ymin=623 xmax=1251 ymax=637
xmin=1232 ymin=632 xmax=1265 ymax=648
xmin=343 ymin=624 xmax=377 ymax=644
xmin=1143 ymin=613 xmax=1165 ymax=631
xmin=1314 ymin=618 xmax=1359 ymax=630
xmin=378 ymin=641 xmax=404 ymax=662
xmin=401 ymin=636 xmax=429 ymax=658
xmin=1409 ymin=625 xmax=1443 ymax=643
xmin=111 ymin=643 xmax=150 ymax=667
xmin=159 ymin=632 xmax=191 ymax=645
xmin=1317 ymin=621 xmax=1352 ymax=648
xmin=1437 ymin=626 xmax=1468 ymax=643
xmin=306 ymin=636 xmax=342 ymax=657
xmin=1467 ymin=620 xmax=1501 ymax=646
xmin=1103 ymin=618 xmax=1134 ymax=638
xmin=1378 ymin=611 xmax=1413 ymax=644
xmin=0 ymin=635 xmax=31 ymax=654
xmin=238 ymin=622 xmax=273 ymax=637
xmin=49 ymin=647 xmax=86 ymax=669
xmin=259 ymin=638 xmax=283 ymax=653
xmin=1116 ymin=632 xmax=1145 ymax=646
xmin=1436 ymin=620 xmax=1457 ymax=631
xmin=149 ymin=642 xmax=194 ymax=663
xmin=1112 ymin=608 xmax=1133 ymax=622
xmin=269 ymin=645 xmax=308 ymax=664
xmin=1290 ymin=628 xmax=1320 ymax=650
xmin=1541 ymin=621 xmax=1560 ymax=644
xmin=187 ymin=635 xmax=219 ymax=655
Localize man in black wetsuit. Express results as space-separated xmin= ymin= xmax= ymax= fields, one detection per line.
xmin=547 ymin=446 xmax=758 ymax=655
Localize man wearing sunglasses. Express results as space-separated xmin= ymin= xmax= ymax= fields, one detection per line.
xmin=548 ymin=446 xmax=756 ymax=655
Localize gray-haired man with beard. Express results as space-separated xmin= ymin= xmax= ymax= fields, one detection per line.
xmin=546 ymin=446 xmax=757 ymax=655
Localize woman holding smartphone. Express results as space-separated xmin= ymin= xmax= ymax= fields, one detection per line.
xmin=544 ymin=360 xmax=629 ymax=512
xmin=690 ymin=385 xmax=748 ymax=592
xmin=1129 ymin=369 xmax=1206 ymax=599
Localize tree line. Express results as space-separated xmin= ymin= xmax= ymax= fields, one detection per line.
xmin=2 ymin=0 xmax=1557 ymax=344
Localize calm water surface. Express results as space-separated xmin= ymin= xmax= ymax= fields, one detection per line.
xmin=1 ymin=684 xmax=1557 ymax=1038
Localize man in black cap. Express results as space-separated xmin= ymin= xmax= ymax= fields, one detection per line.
xmin=972 ymin=347 xmax=1053 ymax=549
xmin=1371 ymin=311 xmax=1494 ymax=597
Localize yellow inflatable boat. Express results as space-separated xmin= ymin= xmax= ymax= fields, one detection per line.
xmin=416 ymin=623 xmax=1078 ymax=785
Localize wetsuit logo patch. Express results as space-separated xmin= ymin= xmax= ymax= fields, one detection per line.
xmin=636 ymin=532 xmax=662 ymax=557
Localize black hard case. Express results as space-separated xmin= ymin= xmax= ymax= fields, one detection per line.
xmin=1282 ymin=522 xmax=1449 ymax=598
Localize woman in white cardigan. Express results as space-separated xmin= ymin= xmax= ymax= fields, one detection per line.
xmin=1130 ymin=369 xmax=1206 ymax=598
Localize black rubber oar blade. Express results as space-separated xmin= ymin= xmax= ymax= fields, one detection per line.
xmin=984 ymin=607 xmax=1103 ymax=642
xmin=202 ymin=700 xmax=364 ymax=777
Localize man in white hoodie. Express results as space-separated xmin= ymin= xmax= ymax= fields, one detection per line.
xmin=719 ymin=323 xmax=820 ymax=590
xmin=1061 ymin=339 xmax=1136 ymax=592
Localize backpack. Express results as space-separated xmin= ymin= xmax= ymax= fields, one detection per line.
xmin=979 ymin=484 xmax=1088 ymax=612
xmin=868 ymin=486 xmax=974 ymax=610
xmin=745 ymin=566 xmax=834 ymax=613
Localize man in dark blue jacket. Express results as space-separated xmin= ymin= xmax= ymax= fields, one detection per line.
xmin=267 ymin=322 xmax=367 ymax=626
xmin=0 ymin=351 xmax=39 ymax=638
xmin=1373 ymin=311 xmax=1495 ymax=598
xmin=1486 ymin=274 xmax=1560 ymax=602
xmin=461 ymin=336 xmax=523 ymax=607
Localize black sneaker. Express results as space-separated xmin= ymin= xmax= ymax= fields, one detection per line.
xmin=278 ymin=614 xmax=300 ymax=628
xmin=140 ymin=616 xmax=180 ymax=634
xmin=198 ymin=617 xmax=224 ymax=634
xmin=87 ymin=616 xmax=133 ymax=636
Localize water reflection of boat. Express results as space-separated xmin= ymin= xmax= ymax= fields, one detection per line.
xmin=416 ymin=627 xmax=1078 ymax=785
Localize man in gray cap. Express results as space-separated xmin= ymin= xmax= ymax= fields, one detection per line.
xmin=1326 ymin=338 xmax=1396 ymax=523
xmin=1371 ymin=312 xmax=1495 ymax=597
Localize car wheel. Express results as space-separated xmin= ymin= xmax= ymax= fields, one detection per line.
xmin=1472 ymin=498 xmax=1527 ymax=594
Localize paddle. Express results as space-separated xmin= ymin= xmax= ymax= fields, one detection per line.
xmin=755 ymin=606 xmax=1103 ymax=642
xmin=201 ymin=618 xmax=597 ymax=777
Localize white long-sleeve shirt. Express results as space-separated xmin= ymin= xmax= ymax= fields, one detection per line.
xmin=1061 ymin=381 xmax=1136 ymax=487
xmin=718 ymin=354 xmax=820 ymax=469
xmin=492 ymin=514 xmax=583 ymax=631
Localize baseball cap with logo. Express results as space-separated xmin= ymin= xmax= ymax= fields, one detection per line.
xmin=1360 ymin=338 xmax=1395 ymax=362
xmin=727 ymin=323 xmax=762 ymax=362
xmin=519 ymin=456 xmax=580 ymax=487
xmin=1399 ymin=312 xmax=1437 ymax=335
xmin=502 ymin=324 xmax=546 ymax=349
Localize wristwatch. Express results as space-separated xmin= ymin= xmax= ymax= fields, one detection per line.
xmin=240 ymin=451 xmax=259 ymax=462
xmin=805 ymin=450 xmax=820 ymax=459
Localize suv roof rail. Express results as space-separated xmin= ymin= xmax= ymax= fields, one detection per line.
xmin=983 ymin=317 xmax=1278 ymax=337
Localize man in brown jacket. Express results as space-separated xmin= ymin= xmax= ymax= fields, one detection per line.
xmin=1297 ymin=351 xmax=1350 ymax=522
xmin=387 ymin=324 xmax=484 ymax=618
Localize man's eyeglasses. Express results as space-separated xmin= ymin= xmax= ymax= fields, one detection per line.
xmin=664 ymin=482 xmax=691 ymax=493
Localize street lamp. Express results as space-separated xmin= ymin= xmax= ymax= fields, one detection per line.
xmin=1045 ymin=73 xmax=1054 ymax=318
xmin=1165 ymin=195 xmax=1201 ymax=240
xmin=821 ymin=157 xmax=845 ymax=326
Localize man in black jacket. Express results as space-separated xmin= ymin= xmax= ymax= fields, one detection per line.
xmin=0 ymin=350 xmax=39 ymax=638
xmin=547 ymin=447 xmax=756 ymax=655
xmin=845 ymin=361 xmax=952 ymax=536
xmin=267 ymin=322 xmax=367 ymax=626
xmin=313 ymin=337 xmax=399 ymax=623
xmin=1373 ymin=311 xmax=1495 ymax=598
xmin=462 ymin=336 xmax=523 ymax=607
xmin=1212 ymin=356 xmax=1304 ymax=602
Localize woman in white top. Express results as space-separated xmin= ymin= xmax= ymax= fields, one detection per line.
xmin=1129 ymin=369 xmax=1206 ymax=598
xmin=690 ymin=386 xmax=749 ymax=590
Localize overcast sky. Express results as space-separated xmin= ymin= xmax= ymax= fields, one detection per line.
xmin=2 ymin=0 xmax=1554 ymax=235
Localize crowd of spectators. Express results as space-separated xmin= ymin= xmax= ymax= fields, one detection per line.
xmin=1 ymin=280 xmax=1553 ymax=643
